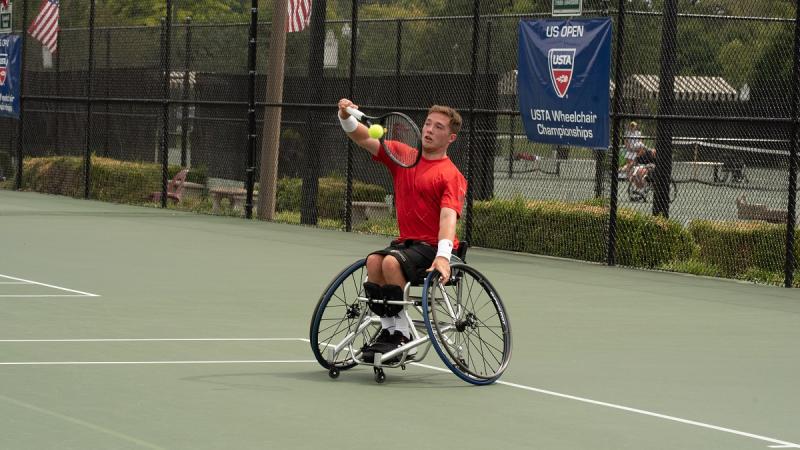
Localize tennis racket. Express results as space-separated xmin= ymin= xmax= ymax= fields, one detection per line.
xmin=346 ymin=106 xmax=422 ymax=168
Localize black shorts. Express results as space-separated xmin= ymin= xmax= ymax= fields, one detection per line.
xmin=370 ymin=240 xmax=436 ymax=284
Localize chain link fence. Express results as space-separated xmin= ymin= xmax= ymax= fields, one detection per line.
xmin=1 ymin=0 xmax=798 ymax=286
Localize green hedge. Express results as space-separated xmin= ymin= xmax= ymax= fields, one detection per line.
xmin=21 ymin=156 xmax=205 ymax=204
xmin=689 ymin=220 xmax=798 ymax=277
xmin=472 ymin=198 xmax=693 ymax=268
xmin=276 ymin=177 xmax=386 ymax=220
xmin=19 ymin=157 xmax=385 ymax=217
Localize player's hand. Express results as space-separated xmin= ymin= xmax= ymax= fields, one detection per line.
xmin=427 ymin=256 xmax=451 ymax=284
xmin=338 ymin=99 xmax=358 ymax=118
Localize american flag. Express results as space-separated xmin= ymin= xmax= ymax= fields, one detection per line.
xmin=286 ymin=0 xmax=311 ymax=33
xmin=0 ymin=0 xmax=9 ymax=10
xmin=28 ymin=0 xmax=60 ymax=54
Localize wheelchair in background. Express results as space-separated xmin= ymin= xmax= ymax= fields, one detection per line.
xmin=309 ymin=243 xmax=512 ymax=385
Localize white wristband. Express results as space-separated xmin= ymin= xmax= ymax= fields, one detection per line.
xmin=338 ymin=114 xmax=358 ymax=133
xmin=436 ymin=239 xmax=453 ymax=260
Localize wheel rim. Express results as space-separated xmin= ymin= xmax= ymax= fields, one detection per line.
xmin=310 ymin=259 xmax=379 ymax=370
xmin=424 ymin=264 xmax=511 ymax=384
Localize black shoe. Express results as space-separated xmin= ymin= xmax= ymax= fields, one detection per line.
xmin=361 ymin=330 xmax=410 ymax=363
xmin=389 ymin=330 xmax=410 ymax=347
xmin=390 ymin=331 xmax=414 ymax=361
xmin=361 ymin=329 xmax=392 ymax=363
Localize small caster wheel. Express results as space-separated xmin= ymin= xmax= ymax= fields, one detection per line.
xmin=328 ymin=367 xmax=340 ymax=379
xmin=373 ymin=367 xmax=386 ymax=384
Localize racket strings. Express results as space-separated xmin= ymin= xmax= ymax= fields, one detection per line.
xmin=383 ymin=114 xmax=421 ymax=168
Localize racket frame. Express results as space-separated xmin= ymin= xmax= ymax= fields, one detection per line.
xmin=345 ymin=106 xmax=422 ymax=168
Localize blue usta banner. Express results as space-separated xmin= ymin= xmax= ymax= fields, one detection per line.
xmin=0 ymin=34 xmax=22 ymax=119
xmin=518 ymin=18 xmax=611 ymax=149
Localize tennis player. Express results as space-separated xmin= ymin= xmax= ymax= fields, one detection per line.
xmin=337 ymin=98 xmax=468 ymax=361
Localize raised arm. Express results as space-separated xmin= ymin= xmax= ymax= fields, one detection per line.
xmin=338 ymin=98 xmax=380 ymax=156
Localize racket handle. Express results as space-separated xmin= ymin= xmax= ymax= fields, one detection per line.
xmin=345 ymin=106 xmax=365 ymax=121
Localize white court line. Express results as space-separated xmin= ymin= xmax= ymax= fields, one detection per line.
xmin=0 ymin=338 xmax=305 ymax=342
xmin=0 ymin=394 xmax=166 ymax=450
xmin=0 ymin=274 xmax=99 ymax=297
xmin=0 ymin=360 xmax=316 ymax=365
xmin=0 ymin=295 xmax=98 ymax=298
xmin=412 ymin=361 xmax=800 ymax=449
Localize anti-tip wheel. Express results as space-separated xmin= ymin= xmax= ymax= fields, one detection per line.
xmin=374 ymin=367 xmax=386 ymax=384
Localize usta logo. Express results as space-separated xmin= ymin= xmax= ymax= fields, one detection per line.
xmin=548 ymin=48 xmax=576 ymax=98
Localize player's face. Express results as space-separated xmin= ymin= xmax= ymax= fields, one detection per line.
xmin=422 ymin=112 xmax=456 ymax=153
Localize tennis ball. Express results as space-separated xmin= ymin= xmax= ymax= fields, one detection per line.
xmin=368 ymin=124 xmax=384 ymax=139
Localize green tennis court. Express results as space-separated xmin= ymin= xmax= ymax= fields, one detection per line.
xmin=1 ymin=189 xmax=798 ymax=450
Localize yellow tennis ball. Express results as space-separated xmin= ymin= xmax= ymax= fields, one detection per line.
xmin=368 ymin=124 xmax=384 ymax=139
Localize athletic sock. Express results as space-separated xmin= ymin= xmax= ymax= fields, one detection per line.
xmin=393 ymin=314 xmax=411 ymax=339
xmin=380 ymin=316 xmax=396 ymax=333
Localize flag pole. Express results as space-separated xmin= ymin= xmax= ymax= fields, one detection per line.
xmin=256 ymin=0 xmax=288 ymax=220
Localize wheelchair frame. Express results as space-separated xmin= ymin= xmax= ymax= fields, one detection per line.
xmin=310 ymin=250 xmax=512 ymax=385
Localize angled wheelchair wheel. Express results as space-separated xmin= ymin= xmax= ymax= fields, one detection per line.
xmin=310 ymin=259 xmax=380 ymax=372
xmin=422 ymin=263 xmax=512 ymax=385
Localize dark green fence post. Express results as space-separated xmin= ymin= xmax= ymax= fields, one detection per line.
xmin=159 ymin=3 xmax=173 ymax=208
xmin=608 ymin=0 xmax=627 ymax=266
xmin=785 ymin=3 xmax=800 ymax=288
xmin=464 ymin=0 xmax=481 ymax=244
xmin=14 ymin=0 xmax=29 ymax=190
xmin=653 ymin=0 xmax=678 ymax=218
xmin=345 ymin=0 xmax=359 ymax=233
xmin=244 ymin=2 xmax=258 ymax=219
xmin=180 ymin=17 xmax=192 ymax=167
xmin=83 ymin=0 xmax=97 ymax=199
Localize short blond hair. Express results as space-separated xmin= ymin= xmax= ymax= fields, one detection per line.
xmin=428 ymin=105 xmax=462 ymax=135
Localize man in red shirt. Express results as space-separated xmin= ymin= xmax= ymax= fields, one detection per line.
xmin=337 ymin=99 xmax=467 ymax=360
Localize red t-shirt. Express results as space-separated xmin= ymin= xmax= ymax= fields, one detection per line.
xmin=374 ymin=140 xmax=467 ymax=247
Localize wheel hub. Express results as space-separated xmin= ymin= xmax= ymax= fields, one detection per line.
xmin=345 ymin=303 xmax=360 ymax=319
xmin=455 ymin=313 xmax=477 ymax=332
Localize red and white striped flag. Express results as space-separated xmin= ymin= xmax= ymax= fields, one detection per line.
xmin=28 ymin=0 xmax=60 ymax=54
xmin=286 ymin=0 xmax=311 ymax=33
xmin=0 ymin=0 xmax=9 ymax=10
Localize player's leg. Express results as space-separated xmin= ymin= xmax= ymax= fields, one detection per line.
xmin=382 ymin=243 xmax=435 ymax=343
xmin=361 ymin=247 xmax=405 ymax=361
xmin=380 ymin=254 xmax=409 ymax=342
xmin=363 ymin=242 xmax=435 ymax=361
xmin=365 ymin=253 xmax=386 ymax=285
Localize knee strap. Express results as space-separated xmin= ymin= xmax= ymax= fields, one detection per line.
xmin=363 ymin=282 xmax=387 ymax=316
xmin=381 ymin=284 xmax=405 ymax=317
xmin=363 ymin=282 xmax=383 ymax=300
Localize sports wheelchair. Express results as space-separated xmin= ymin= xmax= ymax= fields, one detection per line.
xmin=309 ymin=243 xmax=512 ymax=385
